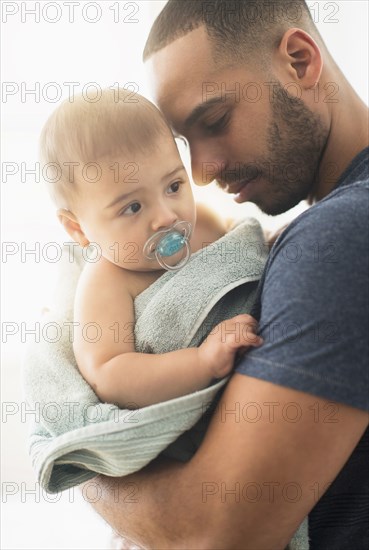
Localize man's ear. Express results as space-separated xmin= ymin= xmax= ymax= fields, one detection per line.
xmin=275 ymin=28 xmax=323 ymax=89
xmin=57 ymin=209 xmax=90 ymax=247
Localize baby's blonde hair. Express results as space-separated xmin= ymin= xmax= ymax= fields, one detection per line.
xmin=39 ymin=87 xmax=171 ymax=209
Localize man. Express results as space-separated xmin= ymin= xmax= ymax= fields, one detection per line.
xmin=88 ymin=2 xmax=369 ymax=548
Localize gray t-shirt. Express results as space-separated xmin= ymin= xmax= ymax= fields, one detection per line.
xmin=236 ymin=147 xmax=369 ymax=549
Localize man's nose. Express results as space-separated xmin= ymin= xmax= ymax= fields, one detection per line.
xmin=151 ymin=204 xmax=177 ymax=232
xmin=190 ymin=141 xmax=224 ymax=186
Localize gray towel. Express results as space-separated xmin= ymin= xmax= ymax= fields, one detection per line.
xmin=21 ymin=217 xmax=308 ymax=548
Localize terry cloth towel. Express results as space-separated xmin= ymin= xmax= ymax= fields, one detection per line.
xmin=22 ymin=217 xmax=267 ymax=492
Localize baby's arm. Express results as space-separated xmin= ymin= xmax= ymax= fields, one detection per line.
xmin=73 ymin=260 xmax=261 ymax=409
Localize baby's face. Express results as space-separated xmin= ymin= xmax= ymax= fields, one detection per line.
xmin=76 ymin=134 xmax=196 ymax=271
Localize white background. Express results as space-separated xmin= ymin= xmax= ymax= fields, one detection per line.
xmin=1 ymin=1 xmax=368 ymax=548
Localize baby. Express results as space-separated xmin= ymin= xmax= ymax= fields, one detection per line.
xmin=39 ymin=88 xmax=262 ymax=409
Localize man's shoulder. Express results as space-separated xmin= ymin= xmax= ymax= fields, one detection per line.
xmin=308 ymin=176 xmax=369 ymax=225
xmin=239 ymin=176 xmax=368 ymax=411
xmin=273 ymin=177 xmax=369 ymax=259
xmin=259 ymin=173 xmax=369 ymax=326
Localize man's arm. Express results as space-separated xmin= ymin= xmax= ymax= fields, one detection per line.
xmin=86 ymin=373 xmax=368 ymax=549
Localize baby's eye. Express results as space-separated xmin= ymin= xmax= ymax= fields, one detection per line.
xmin=121 ymin=202 xmax=141 ymax=216
xmin=168 ymin=181 xmax=181 ymax=194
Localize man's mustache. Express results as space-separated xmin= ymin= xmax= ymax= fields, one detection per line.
xmin=213 ymin=163 xmax=263 ymax=189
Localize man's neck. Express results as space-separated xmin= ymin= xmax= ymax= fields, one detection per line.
xmin=308 ymin=78 xmax=369 ymax=204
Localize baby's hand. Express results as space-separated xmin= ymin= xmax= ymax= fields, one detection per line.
xmin=198 ymin=314 xmax=263 ymax=379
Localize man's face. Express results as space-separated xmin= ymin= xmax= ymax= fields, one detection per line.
xmin=148 ymin=27 xmax=328 ymax=215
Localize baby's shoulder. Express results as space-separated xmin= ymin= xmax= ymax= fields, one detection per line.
xmin=75 ymin=256 xmax=133 ymax=306
xmin=76 ymin=256 xmax=161 ymax=305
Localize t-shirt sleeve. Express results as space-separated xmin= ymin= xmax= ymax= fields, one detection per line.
xmin=235 ymin=182 xmax=369 ymax=411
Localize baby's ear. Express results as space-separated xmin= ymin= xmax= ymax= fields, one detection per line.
xmin=57 ymin=209 xmax=89 ymax=247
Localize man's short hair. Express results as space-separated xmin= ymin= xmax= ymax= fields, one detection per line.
xmin=143 ymin=0 xmax=317 ymax=65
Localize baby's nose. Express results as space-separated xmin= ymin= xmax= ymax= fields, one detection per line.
xmin=151 ymin=208 xmax=178 ymax=232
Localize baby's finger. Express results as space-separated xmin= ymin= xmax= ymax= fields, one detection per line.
xmin=236 ymin=322 xmax=263 ymax=346
xmin=221 ymin=316 xmax=262 ymax=348
xmin=229 ymin=313 xmax=259 ymax=333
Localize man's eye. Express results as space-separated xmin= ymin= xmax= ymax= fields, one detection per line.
xmin=121 ymin=202 xmax=141 ymax=216
xmin=168 ymin=181 xmax=181 ymax=194
xmin=204 ymin=113 xmax=229 ymax=134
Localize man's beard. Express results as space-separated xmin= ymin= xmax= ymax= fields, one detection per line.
xmin=219 ymin=82 xmax=329 ymax=216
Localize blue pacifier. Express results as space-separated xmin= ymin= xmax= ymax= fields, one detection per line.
xmin=143 ymin=220 xmax=192 ymax=271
